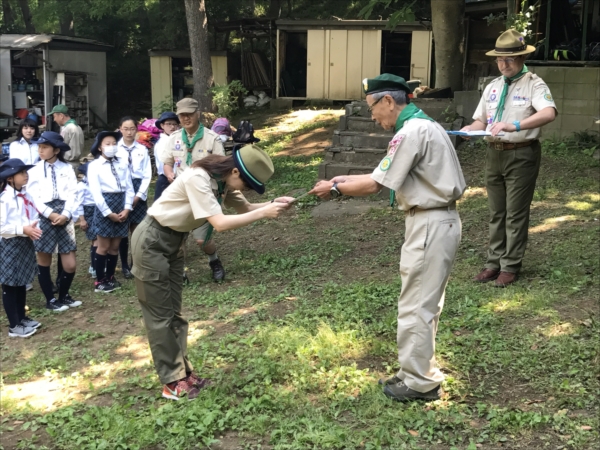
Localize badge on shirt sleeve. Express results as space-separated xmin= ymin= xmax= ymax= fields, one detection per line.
xmin=379 ymin=157 xmax=392 ymax=171
xmin=544 ymin=92 xmax=553 ymax=101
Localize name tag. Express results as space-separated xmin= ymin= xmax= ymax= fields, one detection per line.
xmin=488 ymin=102 xmax=498 ymax=109
xmin=512 ymin=100 xmax=526 ymax=106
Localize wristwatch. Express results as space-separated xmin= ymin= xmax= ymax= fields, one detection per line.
xmin=330 ymin=182 xmax=341 ymax=199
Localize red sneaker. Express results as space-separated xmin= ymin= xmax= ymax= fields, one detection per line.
xmin=162 ymin=378 xmax=200 ymax=401
xmin=186 ymin=372 xmax=212 ymax=389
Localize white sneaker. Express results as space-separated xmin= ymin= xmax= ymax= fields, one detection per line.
xmin=88 ymin=266 xmax=97 ymax=278
xmin=26 ymin=283 xmax=33 ymax=291
xmin=21 ymin=317 xmax=41 ymax=329
xmin=8 ymin=324 xmax=37 ymax=338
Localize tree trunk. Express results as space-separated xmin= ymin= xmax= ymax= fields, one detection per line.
xmin=268 ymin=0 xmax=281 ymax=18
xmin=59 ymin=11 xmax=74 ymax=35
xmin=18 ymin=0 xmax=35 ymax=33
xmin=2 ymin=0 xmax=15 ymax=32
xmin=430 ymin=0 xmax=464 ymax=92
xmin=507 ymin=0 xmax=516 ymax=18
xmin=183 ymin=0 xmax=214 ymax=112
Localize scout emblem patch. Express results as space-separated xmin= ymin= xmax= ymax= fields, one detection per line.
xmin=175 ymin=140 xmax=181 ymax=150
xmin=544 ymin=92 xmax=553 ymax=101
xmin=379 ymin=157 xmax=392 ymax=171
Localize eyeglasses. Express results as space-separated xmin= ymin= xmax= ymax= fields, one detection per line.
xmin=496 ymin=58 xmax=516 ymax=64
xmin=367 ymin=96 xmax=383 ymax=113
xmin=121 ymin=127 xmax=137 ymax=132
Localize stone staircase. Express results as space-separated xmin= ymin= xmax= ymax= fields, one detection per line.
xmin=319 ymin=99 xmax=462 ymax=180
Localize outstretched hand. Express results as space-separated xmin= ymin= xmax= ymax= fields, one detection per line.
xmin=308 ymin=180 xmax=333 ymax=200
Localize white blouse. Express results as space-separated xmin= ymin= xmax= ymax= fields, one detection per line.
xmin=154 ymin=134 xmax=171 ymax=176
xmin=87 ymin=156 xmax=134 ymax=217
xmin=0 ymin=185 xmax=39 ymax=238
xmin=9 ymin=138 xmax=40 ymax=166
xmin=117 ymin=139 xmax=152 ymax=200
xmin=27 ymin=160 xmax=78 ymax=220
xmin=75 ymin=180 xmax=95 ymax=218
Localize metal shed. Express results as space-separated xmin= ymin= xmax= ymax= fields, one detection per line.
xmin=275 ymin=20 xmax=433 ymax=101
xmin=149 ymin=50 xmax=228 ymax=117
xmin=0 ymin=34 xmax=111 ymax=135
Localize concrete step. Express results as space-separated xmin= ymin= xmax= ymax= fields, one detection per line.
xmin=325 ymin=147 xmax=387 ymax=165
xmin=318 ymin=162 xmax=377 ymax=180
xmin=344 ymin=116 xmax=387 ymax=133
xmin=332 ymin=130 xmax=392 ymax=149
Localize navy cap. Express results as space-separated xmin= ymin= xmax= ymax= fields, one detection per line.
xmin=31 ymin=131 xmax=70 ymax=153
xmin=0 ymin=158 xmax=35 ymax=180
xmin=78 ymin=162 xmax=89 ymax=176
xmin=155 ymin=112 xmax=179 ymax=131
xmin=91 ymin=131 xmax=122 ymax=157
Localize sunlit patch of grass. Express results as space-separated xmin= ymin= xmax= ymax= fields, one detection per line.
xmin=566 ymin=201 xmax=594 ymax=211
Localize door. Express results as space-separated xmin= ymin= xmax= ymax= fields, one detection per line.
xmin=410 ymin=30 xmax=432 ymax=86
xmin=0 ymin=49 xmax=12 ymax=117
xmin=307 ymin=30 xmax=327 ymax=99
xmin=150 ymin=56 xmax=172 ymax=117
xmin=328 ymin=30 xmax=348 ymax=99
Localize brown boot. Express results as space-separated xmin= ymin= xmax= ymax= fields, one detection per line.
xmin=474 ymin=268 xmax=499 ymax=283
xmin=495 ymin=271 xmax=517 ymax=287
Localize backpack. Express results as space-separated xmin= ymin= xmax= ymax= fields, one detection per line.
xmin=232 ymin=120 xmax=260 ymax=144
xmin=211 ymin=118 xmax=232 ymax=136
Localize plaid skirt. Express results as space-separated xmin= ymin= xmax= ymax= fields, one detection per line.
xmin=83 ymin=205 xmax=96 ymax=241
xmin=129 ymin=178 xmax=148 ymax=224
xmin=92 ymin=192 xmax=128 ymax=238
xmin=34 ymin=199 xmax=77 ymax=254
xmin=0 ymin=237 xmax=38 ymax=286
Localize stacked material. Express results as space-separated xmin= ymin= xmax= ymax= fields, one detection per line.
xmin=241 ymin=52 xmax=270 ymax=88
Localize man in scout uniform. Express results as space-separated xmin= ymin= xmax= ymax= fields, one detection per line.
xmin=310 ymin=74 xmax=466 ymax=402
xmin=162 ymin=98 xmax=228 ymax=281
xmin=49 ymin=105 xmax=84 ymax=163
xmin=461 ymin=29 xmax=557 ymax=287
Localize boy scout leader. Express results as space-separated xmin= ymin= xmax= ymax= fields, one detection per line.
xmin=461 ymin=29 xmax=557 ymax=287
xmin=131 ymin=145 xmax=293 ymax=400
xmin=309 ymin=74 xmax=466 ymax=403
xmin=161 ymin=97 xmax=229 ymax=282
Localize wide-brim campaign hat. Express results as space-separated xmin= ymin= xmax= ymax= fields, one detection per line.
xmin=233 ymin=144 xmax=274 ymax=195
xmin=32 ymin=131 xmax=70 ymax=153
xmin=91 ymin=131 xmax=122 ymax=157
xmin=155 ymin=112 xmax=180 ymax=130
xmin=486 ymin=29 xmax=535 ymax=57
xmin=0 ymin=158 xmax=35 ymax=179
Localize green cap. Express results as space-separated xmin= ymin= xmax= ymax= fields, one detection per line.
xmin=362 ymin=74 xmax=412 ymax=95
xmin=49 ymin=104 xmax=69 ymax=115
xmin=233 ymin=144 xmax=274 ymax=195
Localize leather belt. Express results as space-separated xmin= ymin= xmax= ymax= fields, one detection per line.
xmin=408 ymin=202 xmax=456 ymax=216
xmin=489 ymin=140 xmax=537 ymax=151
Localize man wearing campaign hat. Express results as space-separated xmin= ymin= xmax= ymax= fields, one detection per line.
xmin=162 ymin=98 xmax=233 ymax=282
xmin=49 ymin=104 xmax=84 ymax=163
xmin=310 ymin=74 xmax=466 ymax=402
xmin=461 ymin=29 xmax=557 ymax=287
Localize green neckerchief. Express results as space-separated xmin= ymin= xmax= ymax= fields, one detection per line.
xmin=182 ymin=125 xmax=205 ymax=166
xmin=390 ymin=103 xmax=434 ymax=206
xmin=394 ymin=103 xmax=434 ymax=133
xmin=64 ymin=119 xmax=77 ymax=127
xmin=202 ymin=177 xmax=226 ymax=249
xmin=493 ymin=64 xmax=529 ymax=123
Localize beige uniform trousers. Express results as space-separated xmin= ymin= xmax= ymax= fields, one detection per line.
xmin=396 ymin=207 xmax=461 ymax=392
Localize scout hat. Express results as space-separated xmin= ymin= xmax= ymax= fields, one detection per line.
xmin=32 ymin=131 xmax=70 ymax=153
xmin=155 ymin=111 xmax=180 ymax=130
xmin=233 ymin=144 xmax=274 ymax=195
xmin=49 ymin=104 xmax=69 ymax=115
xmin=0 ymin=158 xmax=35 ymax=179
xmin=176 ymin=98 xmax=199 ymax=114
xmin=363 ymin=74 xmax=412 ymax=95
xmin=486 ymin=29 xmax=535 ymax=56
xmin=90 ymin=131 xmax=122 ymax=157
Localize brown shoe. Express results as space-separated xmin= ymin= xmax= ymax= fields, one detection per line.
xmin=474 ymin=268 xmax=500 ymax=283
xmin=495 ymin=271 xmax=517 ymax=287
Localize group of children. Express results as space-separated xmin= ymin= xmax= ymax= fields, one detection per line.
xmin=0 ymin=114 xmax=180 ymax=338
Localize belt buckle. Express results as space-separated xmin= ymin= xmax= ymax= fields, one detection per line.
xmin=492 ymin=141 xmax=504 ymax=151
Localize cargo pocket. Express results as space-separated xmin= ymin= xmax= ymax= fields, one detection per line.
xmin=131 ymin=266 xmax=160 ymax=281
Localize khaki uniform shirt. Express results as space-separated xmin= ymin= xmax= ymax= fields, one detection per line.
xmin=163 ymin=128 xmax=225 ymax=176
xmin=147 ymin=167 xmax=248 ymax=232
xmin=474 ymin=72 xmax=558 ymax=143
xmin=61 ymin=122 xmax=84 ymax=161
xmin=371 ymin=119 xmax=466 ymax=211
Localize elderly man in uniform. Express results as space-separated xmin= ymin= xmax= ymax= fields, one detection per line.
xmin=49 ymin=104 xmax=84 ymax=163
xmin=161 ymin=98 xmax=231 ymax=281
xmin=461 ymin=29 xmax=557 ymax=287
xmin=310 ymin=74 xmax=466 ymax=402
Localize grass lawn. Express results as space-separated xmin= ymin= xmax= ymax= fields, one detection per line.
xmin=0 ymin=109 xmax=598 ymax=450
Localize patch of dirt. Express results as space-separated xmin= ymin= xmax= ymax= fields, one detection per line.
xmin=210 ymin=431 xmax=272 ymax=450
xmin=276 ymin=125 xmax=336 ymax=157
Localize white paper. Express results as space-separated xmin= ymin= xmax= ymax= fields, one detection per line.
xmin=446 ymin=130 xmax=505 ymax=137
